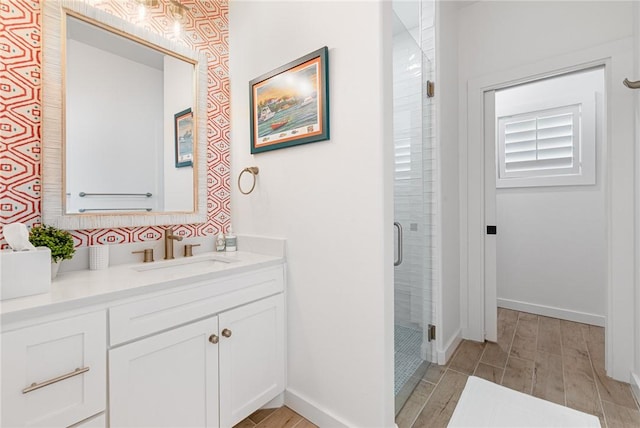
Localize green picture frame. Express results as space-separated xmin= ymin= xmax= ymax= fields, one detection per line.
xmin=174 ymin=108 xmax=193 ymax=168
xmin=249 ymin=47 xmax=330 ymax=154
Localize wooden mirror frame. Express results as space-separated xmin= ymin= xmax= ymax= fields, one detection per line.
xmin=42 ymin=0 xmax=207 ymax=229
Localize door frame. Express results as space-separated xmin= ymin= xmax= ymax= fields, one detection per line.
xmin=461 ymin=38 xmax=636 ymax=381
xmin=632 ymin=1 xmax=640 ymax=402
xmin=483 ymin=90 xmax=497 ymax=343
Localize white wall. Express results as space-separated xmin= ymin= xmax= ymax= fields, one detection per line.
xmin=495 ymin=69 xmax=606 ymax=326
xmin=163 ymin=56 xmax=194 ymax=212
xmin=229 ymin=2 xmax=394 ymax=427
xmin=458 ymin=0 xmax=636 ymax=381
xmin=458 ymin=1 xmax=633 ymax=79
xmin=434 ymin=0 xmax=462 ymax=363
xmin=66 ymin=39 xmax=162 ymax=212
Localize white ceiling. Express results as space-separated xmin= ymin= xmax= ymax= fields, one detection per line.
xmin=393 ymin=0 xmax=421 ymax=33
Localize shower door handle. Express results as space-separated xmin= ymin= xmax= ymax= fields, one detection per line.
xmin=394 ymin=222 xmax=403 ymax=267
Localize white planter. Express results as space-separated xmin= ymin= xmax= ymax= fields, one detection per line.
xmin=51 ymin=261 xmax=61 ymax=280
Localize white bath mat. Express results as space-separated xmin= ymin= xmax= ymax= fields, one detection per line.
xmin=448 ymin=376 xmax=601 ymax=427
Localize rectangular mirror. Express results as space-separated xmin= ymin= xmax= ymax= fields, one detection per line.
xmin=65 ymin=15 xmax=196 ymax=214
xmin=42 ymin=0 xmax=207 ymax=229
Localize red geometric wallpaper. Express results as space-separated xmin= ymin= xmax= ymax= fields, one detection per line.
xmin=0 ymin=0 xmax=230 ymax=248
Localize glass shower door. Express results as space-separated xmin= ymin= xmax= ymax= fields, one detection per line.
xmin=392 ymin=10 xmax=433 ymax=415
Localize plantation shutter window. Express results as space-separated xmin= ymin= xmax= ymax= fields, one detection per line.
xmin=495 ymin=92 xmax=596 ymax=188
xmin=498 ymin=104 xmax=580 ymax=178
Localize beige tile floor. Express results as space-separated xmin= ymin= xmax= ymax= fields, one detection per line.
xmin=397 ymin=309 xmax=640 ymax=428
xmin=233 ymin=406 xmax=317 ymax=428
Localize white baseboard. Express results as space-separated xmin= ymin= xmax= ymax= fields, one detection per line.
xmin=497 ymin=298 xmax=605 ymax=327
xmin=438 ymin=328 xmax=462 ymax=365
xmin=262 ymin=392 xmax=285 ymax=409
xmin=631 ymin=372 xmax=640 ymax=407
xmin=284 ymin=388 xmax=351 ymax=428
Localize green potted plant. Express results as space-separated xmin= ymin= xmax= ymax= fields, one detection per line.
xmin=28 ymin=225 xmax=75 ymax=279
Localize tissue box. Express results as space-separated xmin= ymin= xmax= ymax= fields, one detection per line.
xmin=1 ymin=247 xmax=51 ymax=301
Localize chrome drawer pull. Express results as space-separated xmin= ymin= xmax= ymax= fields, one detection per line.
xmin=22 ymin=367 xmax=90 ymax=394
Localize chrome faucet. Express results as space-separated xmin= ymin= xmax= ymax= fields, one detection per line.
xmin=164 ymin=227 xmax=183 ymax=260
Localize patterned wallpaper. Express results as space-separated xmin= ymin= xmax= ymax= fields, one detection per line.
xmin=0 ymin=0 xmax=230 ymax=248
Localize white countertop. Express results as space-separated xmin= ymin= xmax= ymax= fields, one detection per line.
xmin=1 ymin=250 xmax=284 ymax=324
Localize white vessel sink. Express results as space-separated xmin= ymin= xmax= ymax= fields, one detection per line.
xmin=132 ymin=253 xmax=237 ymax=272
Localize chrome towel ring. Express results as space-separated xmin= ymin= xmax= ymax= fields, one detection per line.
xmin=238 ymin=167 xmax=259 ymax=195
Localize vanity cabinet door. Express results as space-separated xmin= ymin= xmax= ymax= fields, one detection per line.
xmin=1 ymin=311 xmax=106 ymax=428
xmin=218 ymin=294 xmax=285 ymax=427
xmin=109 ymin=316 xmax=219 ymax=428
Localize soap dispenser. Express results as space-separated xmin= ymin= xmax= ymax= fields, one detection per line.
xmin=225 ymin=226 xmax=237 ymax=252
xmin=216 ymin=231 xmax=226 ymax=252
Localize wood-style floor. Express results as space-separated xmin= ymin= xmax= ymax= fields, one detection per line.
xmin=397 ymin=309 xmax=640 ymax=428
xmin=233 ymin=406 xmax=317 ymax=428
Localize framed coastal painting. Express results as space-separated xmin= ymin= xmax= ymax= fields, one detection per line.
xmin=249 ymin=46 xmax=330 ymax=154
xmin=174 ymin=108 xmax=193 ymax=168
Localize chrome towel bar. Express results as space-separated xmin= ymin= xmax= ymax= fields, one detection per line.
xmin=79 ymin=192 xmax=152 ymax=197
xmin=79 ymin=208 xmax=152 ymax=212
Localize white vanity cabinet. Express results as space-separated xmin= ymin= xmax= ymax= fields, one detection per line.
xmin=1 ymin=311 xmax=107 ymax=428
xmin=109 ymin=294 xmax=284 ymax=428
xmin=0 ymin=255 xmax=286 ymax=428
xmin=108 ymin=266 xmax=285 ymax=428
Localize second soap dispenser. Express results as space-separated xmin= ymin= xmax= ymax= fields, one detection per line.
xmin=225 ymin=226 xmax=237 ymax=252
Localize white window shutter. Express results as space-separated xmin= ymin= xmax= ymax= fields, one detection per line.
xmin=496 ymin=103 xmax=589 ymax=187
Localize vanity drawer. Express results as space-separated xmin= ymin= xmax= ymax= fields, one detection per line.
xmin=109 ymin=265 xmax=284 ymax=346
xmin=1 ymin=311 xmax=107 ymax=428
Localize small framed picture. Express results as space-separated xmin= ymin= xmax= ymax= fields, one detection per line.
xmin=174 ymin=108 xmax=193 ymax=168
xmin=249 ymin=46 xmax=330 ymax=154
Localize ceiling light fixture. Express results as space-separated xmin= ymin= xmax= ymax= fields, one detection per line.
xmin=135 ymin=0 xmax=158 ymax=20
xmin=136 ymin=0 xmax=159 ymax=7
xmin=169 ymin=0 xmax=186 ymax=22
xmin=168 ymin=0 xmax=186 ymax=36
